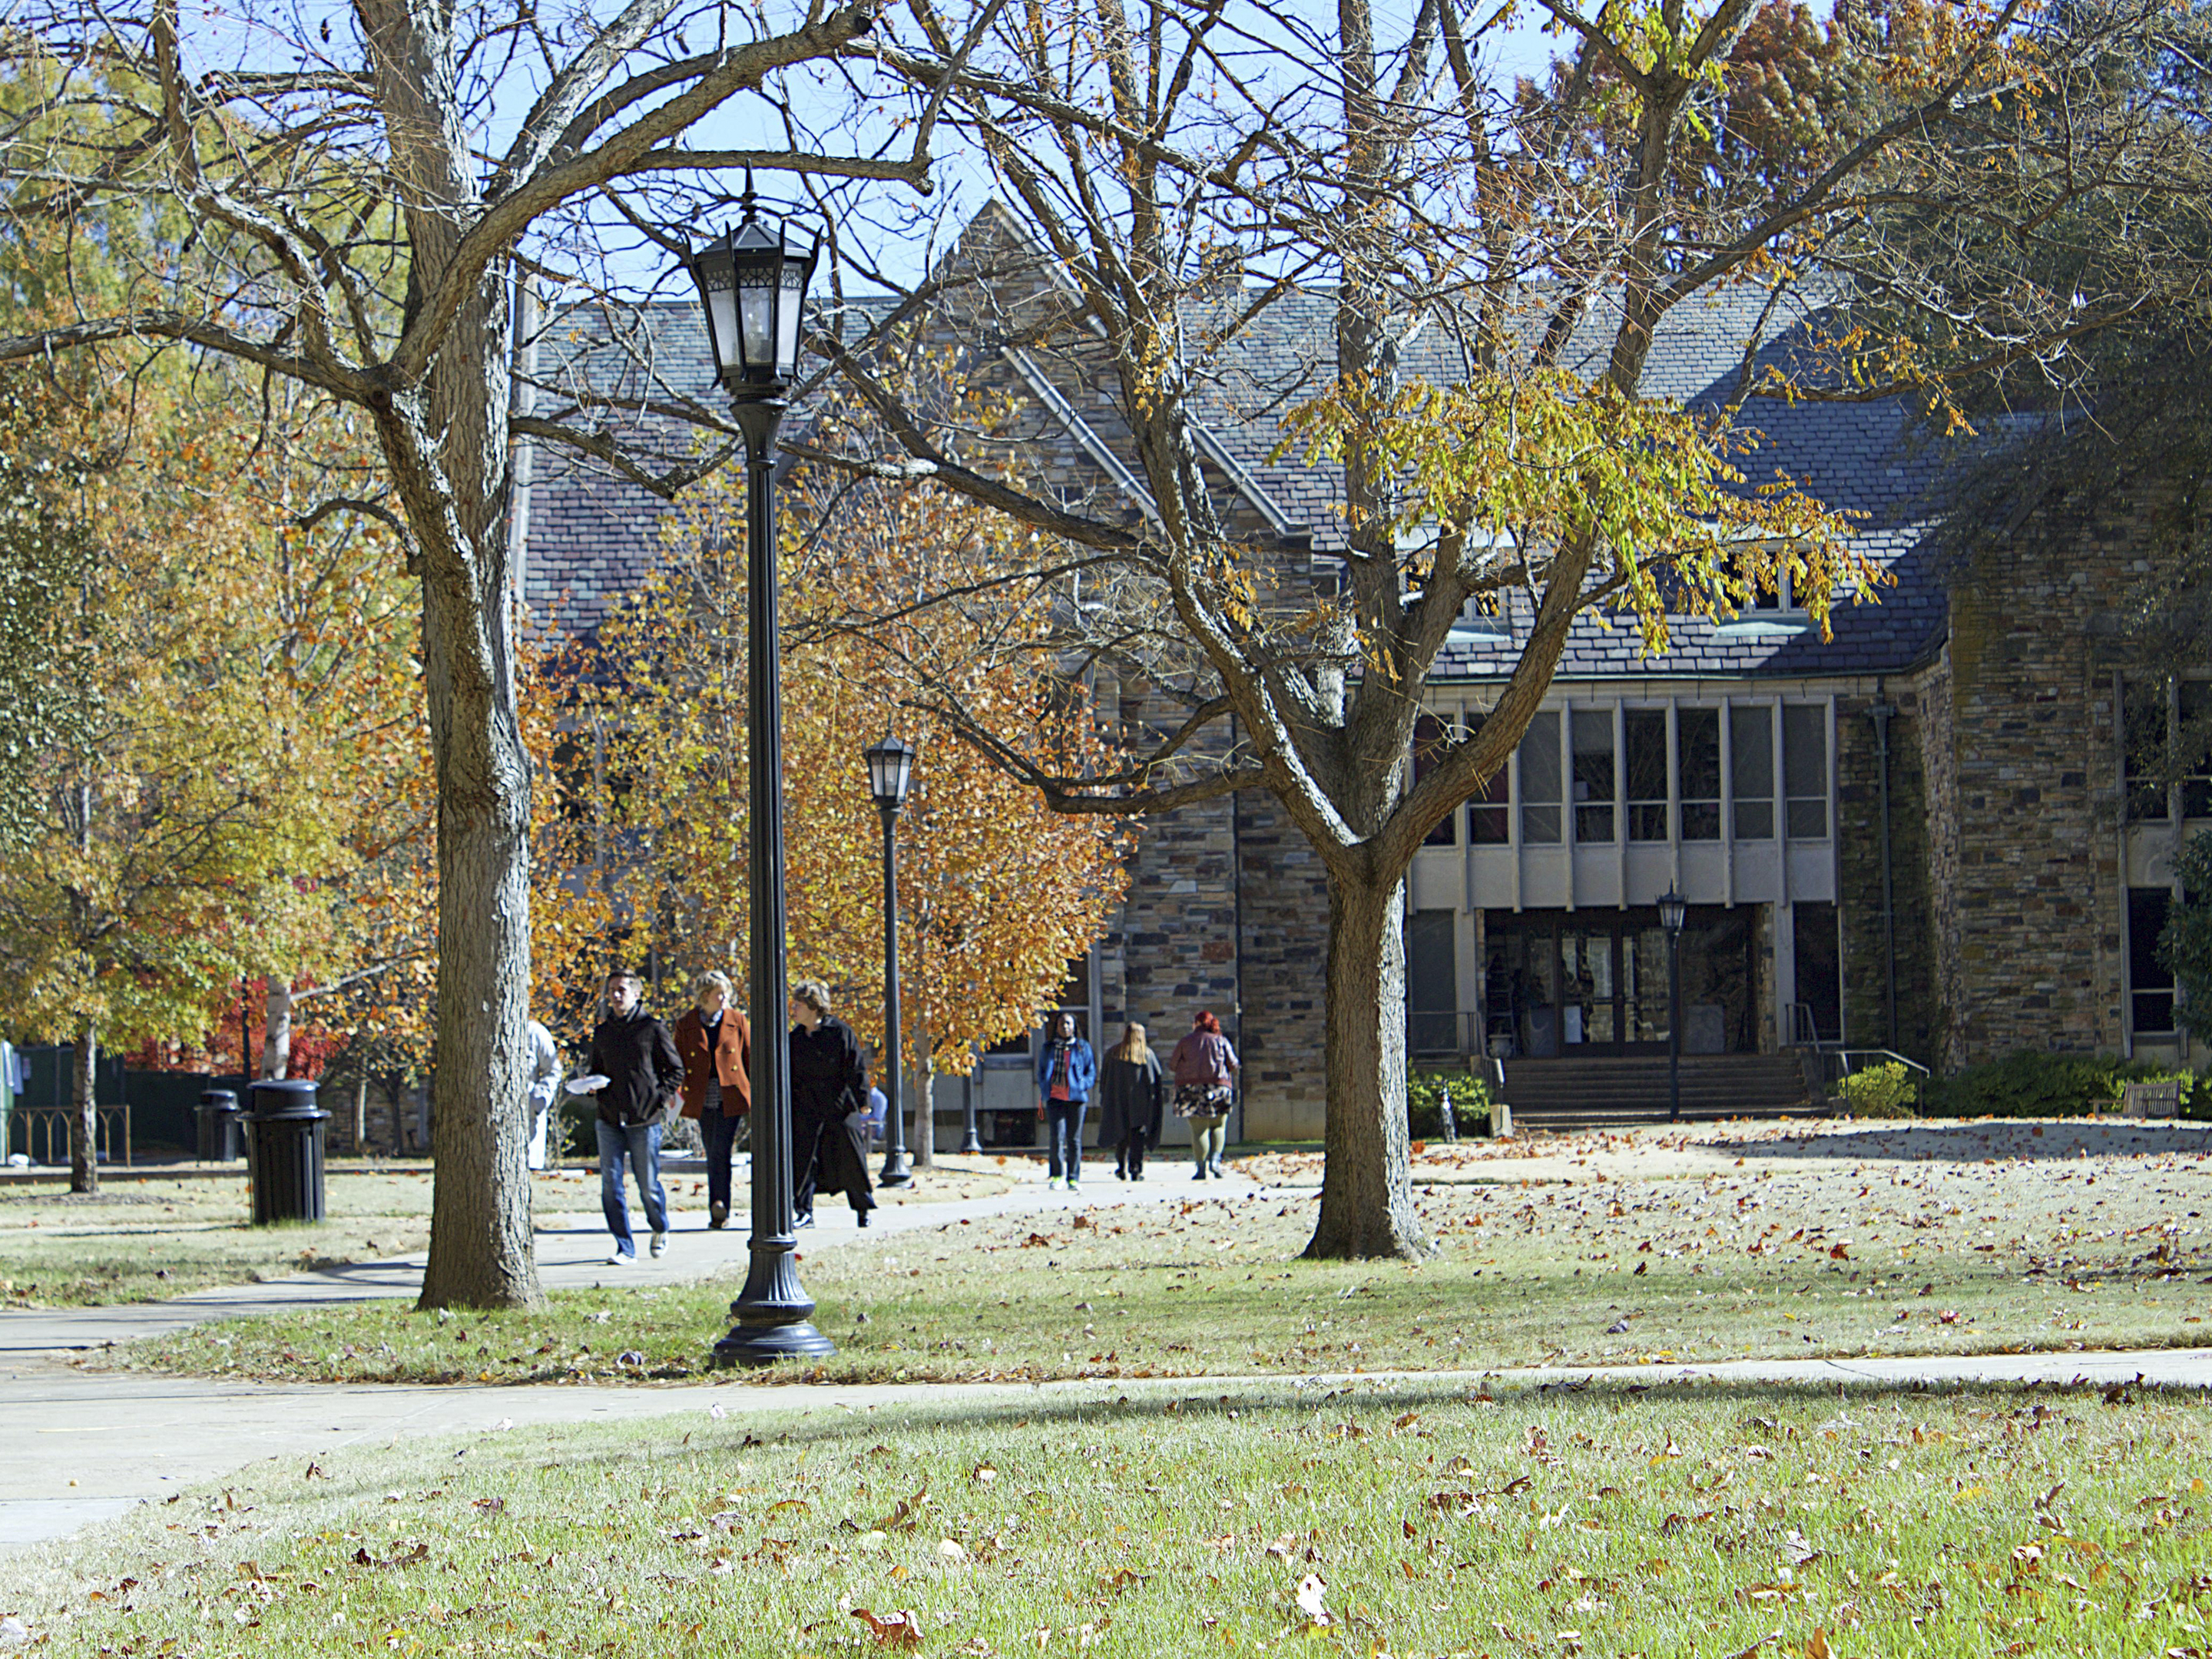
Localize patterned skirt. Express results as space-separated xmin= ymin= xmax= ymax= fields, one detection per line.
xmin=1173 ymin=1081 xmax=1233 ymax=1120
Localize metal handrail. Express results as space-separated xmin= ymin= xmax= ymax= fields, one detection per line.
xmin=1786 ymin=1002 xmax=1844 ymax=1050
xmin=1835 ymin=1048 xmax=1931 ymax=1078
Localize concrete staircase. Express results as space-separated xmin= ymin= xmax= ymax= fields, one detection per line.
xmin=1496 ymin=1053 xmax=1816 ymax=1130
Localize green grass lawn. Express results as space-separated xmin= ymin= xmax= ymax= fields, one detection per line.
xmin=12 ymin=1379 xmax=2211 ymax=1657
xmin=113 ymin=1154 xmax=2212 ymax=1385
xmin=0 ymin=1170 xmax=445 ymax=1307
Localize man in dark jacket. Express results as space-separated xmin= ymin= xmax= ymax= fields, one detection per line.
xmin=584 ymin=972 xmax=682 ymax=1263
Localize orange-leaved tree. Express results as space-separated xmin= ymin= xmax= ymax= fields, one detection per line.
xmin=581 ymin=460 xmax=1129 ymax=1164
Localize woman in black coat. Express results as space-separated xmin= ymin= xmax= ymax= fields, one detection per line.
xmin=1097 ymin=1022 xmax=1167 ymax=1181
xmin=788 ymin=980 xmax=877 ymax=1227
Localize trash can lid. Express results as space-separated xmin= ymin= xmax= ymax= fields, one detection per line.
xmin=199 ymin=1088 xmax=239 ymax=1108
xmin=247 ymin=1078 xmax=326 ymax=1117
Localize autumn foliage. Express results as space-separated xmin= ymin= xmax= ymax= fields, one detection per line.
xmin=579 ymin=458 xmax=1130 ymax=1138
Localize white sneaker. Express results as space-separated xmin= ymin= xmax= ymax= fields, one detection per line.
xmin=605 ymin=1250 xmax=631 ymax=1266
xmin=1046 ymin=1177 xmax=1065 ymax=1191
xmin=650 ymin=1231 xmax=667 ymax=1258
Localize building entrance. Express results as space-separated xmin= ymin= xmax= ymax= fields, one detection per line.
xmin=1482 ymin=907 xmax=1758 ymax=1058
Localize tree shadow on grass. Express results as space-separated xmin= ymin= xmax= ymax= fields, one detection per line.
xmin=1714 ymin=1119 xmax=2212 ymax=1164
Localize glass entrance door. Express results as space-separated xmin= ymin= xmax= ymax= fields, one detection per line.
xmin=1559 ymin=927 xmax=1618 ymax=1047
xmin=1485 ymin=913 xmax=1672 ymax=1057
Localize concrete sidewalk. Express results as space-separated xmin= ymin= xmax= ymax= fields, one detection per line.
xmin=7 ymin=1342 xmax=2210 ymax=1558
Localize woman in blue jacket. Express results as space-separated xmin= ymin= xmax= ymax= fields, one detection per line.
xmin=1034 ymin=1011 xmax=1097 ymax=1192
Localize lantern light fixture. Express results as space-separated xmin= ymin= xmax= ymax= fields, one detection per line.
xmin=684 ymin=173 xmax=822 ymax=392
xmin=864 ymin=733 xmax=918 ymax=812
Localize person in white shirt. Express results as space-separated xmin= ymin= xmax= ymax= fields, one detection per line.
xmin=525 ymin=1018 xmax=563 ymax=1171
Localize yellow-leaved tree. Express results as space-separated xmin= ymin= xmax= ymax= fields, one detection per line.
xmin=581 ymin=461 xmax=1129 ymax=1165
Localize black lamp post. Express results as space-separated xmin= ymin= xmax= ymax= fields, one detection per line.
xmin=1658 ymin=887 xmax=1687 ymax=1125
xmin=690 ymin=182 xmax=833 ymax=1368
xmin=864 ymin=733 xmax=918 ymax=1187
xmin=957 ymin=1072 xmax=983 ymax=1155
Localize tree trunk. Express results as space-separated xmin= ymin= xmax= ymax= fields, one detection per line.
xmin=69 ymin=1025 xmax=97 ymax=1196
xmin=261 ymin=975 xmax=292 ymax=1078
xmin=353 ymin=1073 xmax=369 ymax=1157
xmin=1305 ymin=869 xmax=1429 ymax=1260
xmin=413 ymin=547 xmax=541 ymax=1309
xmin=358 ymin=0 xmax=541 ymax=1311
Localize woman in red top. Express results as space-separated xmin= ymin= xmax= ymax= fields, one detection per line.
xmin=1167 ymin=1010 xmax=1239 ymax=1181
xmin=674 ymin=971 xmax=751 ymax=1229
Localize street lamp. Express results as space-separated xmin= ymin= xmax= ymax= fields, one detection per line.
xmin=1658 ymin=888 xmax=1687 ymax=1125
xmin=689 ymin=181 xmax=833 ymax=1369
xmin=864 ymin=733 xmax=918 ymax=1188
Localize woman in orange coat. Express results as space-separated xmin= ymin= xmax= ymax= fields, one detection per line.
xmin=674 ymin=970 xmax=751 ymax=1229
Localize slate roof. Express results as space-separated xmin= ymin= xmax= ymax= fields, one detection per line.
xmin=518 ymin=260 xmax=1954 ymax=680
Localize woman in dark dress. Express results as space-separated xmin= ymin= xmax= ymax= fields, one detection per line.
xmin=1098 ymin=1022 xmax=1166 ymax=1181
xmin=788 ymin=980 xmax=877 ymax=1228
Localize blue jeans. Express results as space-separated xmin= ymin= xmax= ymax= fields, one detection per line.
xmin=596 ymin=1120 xmax=667 ymax=1253
xmin=701 ymin=1109 xmax=740 ymax=1214
xmin=1045 ymin=1101 xmax=1087 ymax=1182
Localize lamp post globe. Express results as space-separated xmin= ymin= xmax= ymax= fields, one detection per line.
xmin=1658 ymin=888 xmax=1686 ymax=1125
xmin=688 ymin=182 xmax=833 ymax=1369
xmin=865 ymin=733 xmax=918 ymax=1188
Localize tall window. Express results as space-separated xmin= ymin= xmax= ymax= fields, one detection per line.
xmin=2129 ymin=887 xmax=2176 ymax=1035
xmin=1413 ymin=714 xmax=1455 ymax=846
xmin=1783 ymin=704 xmax=1829 ymax=838
xmin=1572 ymin=710 xmax=1616 ymax=843
xmin=1731 ymin=704 xmax=1775 ymax=839
xmin=1469 ymin=762 xmax=1508 ymax=844
xmin=1625 ymin=709 xmax=1668 ymax=841
xmin=1407 ymin=910 xmax=1459 ymax=1055
xmin=1677 ymin=707 xmax=1720 ymax=840
xmin=2182 ymin=682 xmax=2212 ymax=820
xmin=1519 ymin=712 xmax=1561 ymax=844
xmin=2124 ymin=677 xmax=2170 ymax=823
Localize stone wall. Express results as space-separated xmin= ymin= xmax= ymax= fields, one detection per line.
xmin=1918 ymin=498 xmax=2147 ymax=1064
xmin=1098 ymin=697 xmax=1333 ymax=1143
xmin=1230 ymin=787 xmax=1331 ymax=1141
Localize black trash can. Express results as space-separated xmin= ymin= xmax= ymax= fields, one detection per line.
xmin=246 ymin=1078 xmax=329 ymax=1224
xmin=196 ymin=1089 xmax=244 ymax=1162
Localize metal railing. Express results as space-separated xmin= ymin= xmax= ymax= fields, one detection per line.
xmin=12 ymin=1103 xmax=131 ymax=1167
xmin=1805 ymin=1046 xmax=1929 ymax=1101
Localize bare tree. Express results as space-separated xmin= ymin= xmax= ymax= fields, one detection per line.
xmin=0 ymin=0 xmax=956 ymax=1303
xmin=805 ymin=0 xmax=2209 ymax=1257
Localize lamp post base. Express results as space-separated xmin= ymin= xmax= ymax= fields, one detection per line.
xmin=712 ymin=1237 xmax=837 ymax=1368
xmin=957 ymin=1128 xmax=984 ymax=1155
xmin=712 ymin=1307 xmax=838 ymax=1368
xmin=879 ymin=1150 xmax=912 ymax=1187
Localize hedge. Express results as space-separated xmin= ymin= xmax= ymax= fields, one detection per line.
xmin=1917 ymin=1051 xmax=2203 ymax=1120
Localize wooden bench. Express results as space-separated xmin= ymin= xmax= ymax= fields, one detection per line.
xmin=2121 ymin=1079 xmax=2184 ymax=1120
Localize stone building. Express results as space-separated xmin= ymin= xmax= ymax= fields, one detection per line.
xmin=518 ymin=208 xmax=2202 ymax=1144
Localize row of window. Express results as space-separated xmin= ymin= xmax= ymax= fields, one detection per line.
xmin=1416 ymin=702 xmax=1831 ymax=848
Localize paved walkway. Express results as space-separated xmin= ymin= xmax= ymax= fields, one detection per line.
xmin=0 ymin=1157 xmax=1247 ymax=1355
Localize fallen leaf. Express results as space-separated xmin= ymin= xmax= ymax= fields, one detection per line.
xmin=852 ymin=1608 xmax=924 ymax=1647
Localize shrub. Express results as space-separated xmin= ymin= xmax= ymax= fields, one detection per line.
xmin=1408 ymin=1068 xmax=1492 ymax=1138
xmin=1918 ymin=1051 xmax=2200 ymax=1119
xmin=1838 ymin=1061 xmax=1918 ymax=1118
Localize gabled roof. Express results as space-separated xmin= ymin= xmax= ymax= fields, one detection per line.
xmin=518 ymin=224 xmax=1955 ymax=678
